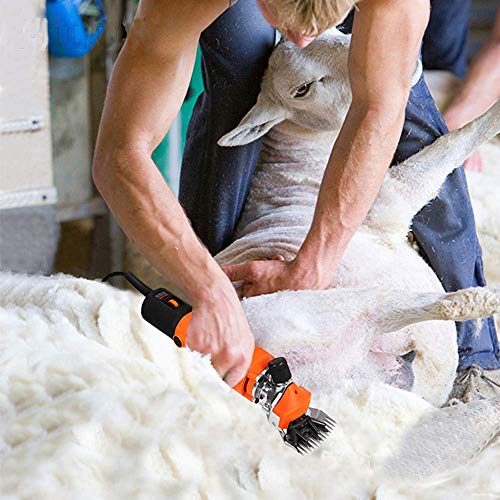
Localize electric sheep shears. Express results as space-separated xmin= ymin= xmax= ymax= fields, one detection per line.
xmin=103 ymin=271 xmax=335 ymax=454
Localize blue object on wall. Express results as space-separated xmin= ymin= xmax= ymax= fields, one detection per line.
xmin=47 ymin=0 xmax=106 ymax=58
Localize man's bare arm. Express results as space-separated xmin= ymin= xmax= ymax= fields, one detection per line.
xmin=93 ymin=0 xmax=255 ymax=386
xmin=221 ymin=0 xmax=430 ymax=297
xmin=295 ymin=0 xmax=430 ymax=284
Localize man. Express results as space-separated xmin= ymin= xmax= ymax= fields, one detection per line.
xmin=93 ymin=0 xmax=499 ymax=395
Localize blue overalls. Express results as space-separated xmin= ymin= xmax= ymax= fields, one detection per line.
xmin=179 ymin=0 xmax=500 ymax=371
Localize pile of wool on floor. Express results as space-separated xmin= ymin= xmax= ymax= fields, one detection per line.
xmin=1 ymin=272 xmax=499 ymax=499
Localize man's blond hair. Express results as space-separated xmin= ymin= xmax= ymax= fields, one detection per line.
xmin=267 ymin=0 xmax=357 ymax=36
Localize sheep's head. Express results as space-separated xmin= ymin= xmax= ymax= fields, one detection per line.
xmin=218 ymin=28 xmax=352 ymax=147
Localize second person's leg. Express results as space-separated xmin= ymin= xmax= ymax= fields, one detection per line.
xmin=393 ymin=75 xmax=499 ymax=371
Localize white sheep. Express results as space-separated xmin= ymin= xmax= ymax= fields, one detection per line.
xmin=215 ymin=28 xmax=500 ymax=406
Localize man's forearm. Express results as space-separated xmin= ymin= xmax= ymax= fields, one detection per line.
xmin=92 ymin=0 xmax=234 ymax=305
xmin=94 ymin=148 xmax=230 ymax=305
xmin=295 ymin=0 xmax=426 ymax=282
xmin=296 ymin=98 xmax=406 ymax=282
xmin=91 ymin=0 xmax=255 ymax=386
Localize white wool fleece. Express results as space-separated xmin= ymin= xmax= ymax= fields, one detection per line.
xmin=0 ymin=272 xmax=499 ymax=499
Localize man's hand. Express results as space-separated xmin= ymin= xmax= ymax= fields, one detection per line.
xmin=223 ymin=255 xmax=330 ymax=297
xmin=187 ymin=285 xmax=255 ymax=387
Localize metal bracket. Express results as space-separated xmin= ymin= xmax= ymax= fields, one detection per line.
xmin=0 ymin=117 xmax=44 ymax=135
xmin=0 ymin=187 xmax=57 ymax=210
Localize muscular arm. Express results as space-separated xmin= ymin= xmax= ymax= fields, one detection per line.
xmin=93 ymin=0 xmax=255 ymax=386
xmin=295 ymin=0 xmax=430 ymax=284
xmin=222 ymin=0 xmax=431 ymax=297
xmin=94 ymin=0 xmax=226 ymax=300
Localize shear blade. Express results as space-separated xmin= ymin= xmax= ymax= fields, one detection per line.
xmin=284 ymin=408 xmax=335 ymax=454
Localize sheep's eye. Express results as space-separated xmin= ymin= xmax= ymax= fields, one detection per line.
xmin=293 ymin=81 xmax=313 ymax=98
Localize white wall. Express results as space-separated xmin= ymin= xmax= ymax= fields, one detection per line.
xmin=0 ymin=0 xmax=55 ymax=208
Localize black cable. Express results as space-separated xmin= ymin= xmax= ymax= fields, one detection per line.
xmin=102 ymin=271 xmax=152 ymax=296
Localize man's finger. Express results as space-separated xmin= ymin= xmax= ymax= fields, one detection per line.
xmin=222 ymin=369 xmax=246 ymax=388
xmin=234 ymin=282 xmax=245 ymax=299
xmin=242 ymin=282 xmax=254 ymax=298
xmin=214 ymin=355 xmax=249 ymax=388
xmin=242 ymin=283 xmax=269 ymax=298
xmin=222 ymin=263 xmax=251 ymax=282
xmin=223 ymin=261 xmax=265 ymax=282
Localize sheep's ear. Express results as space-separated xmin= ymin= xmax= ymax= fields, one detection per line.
xmin=218 ymin=95 xmax=286 ymax=147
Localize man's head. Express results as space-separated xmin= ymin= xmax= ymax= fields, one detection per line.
xmin=257 ymin=0 xmax=356 ymax=47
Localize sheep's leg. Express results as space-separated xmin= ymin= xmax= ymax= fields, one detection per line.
xmin=376 ymin=287 xmax=500 ymax=334
xmin=365 ymin=100 xmax=500 ymax=237
xmin=373 ymin=287 xmax=499 ymax=405
xmin=244 ymin=286 xmax=499 ymax=343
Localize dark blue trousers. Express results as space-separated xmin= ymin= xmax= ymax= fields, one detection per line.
xmin=180 ymin=0 xmax=500 ymax=370
xmin=397 ymin=78 xmax=499 ymax=370
xmin=180 ymin=0 xmax=275 ymax=254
